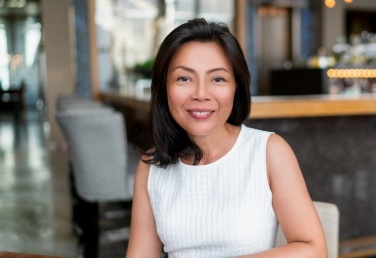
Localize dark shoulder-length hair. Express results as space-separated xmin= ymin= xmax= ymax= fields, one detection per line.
xmin=141 ymin=18 xmax=251 ymax=167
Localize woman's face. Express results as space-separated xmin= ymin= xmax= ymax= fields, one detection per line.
xmin=167 ymin=41 xmax=236 ymax=139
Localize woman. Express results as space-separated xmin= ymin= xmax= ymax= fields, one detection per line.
xmin=126 ymin=18 xmax=327 ymax=257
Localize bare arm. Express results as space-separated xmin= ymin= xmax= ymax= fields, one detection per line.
xmin=125 ymin=160 xmax=163 ymax=258
xmin=239 ymin=134 xmax=327 ymax=258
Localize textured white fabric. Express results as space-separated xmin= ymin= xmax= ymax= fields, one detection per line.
xmin=148 ymin=125 xmax=278 ymax=257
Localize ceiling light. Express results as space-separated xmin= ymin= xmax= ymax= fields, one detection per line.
xmin=325 ymin=0 xmax=336 ymax=8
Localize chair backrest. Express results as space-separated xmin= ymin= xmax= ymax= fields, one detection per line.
xmin=275 ymin=201 xmax=340 ymax=258
xmin=56 ymin=110 xmax=134 ymax=202
xmin=55 ymin=94 xmax=110 ymax=111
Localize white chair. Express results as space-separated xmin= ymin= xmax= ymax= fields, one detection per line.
xmin=275 ymin=201 xmax=340 ymax=258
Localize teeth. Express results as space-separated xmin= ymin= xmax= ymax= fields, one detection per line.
xmin=192 ymin=111 xmax=212 ymax=116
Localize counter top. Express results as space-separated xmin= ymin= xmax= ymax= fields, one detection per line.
xmin=250 ymin=94 xmax=376 ymax=118
xmin=100 ymin=91 xmax=376 ymax=119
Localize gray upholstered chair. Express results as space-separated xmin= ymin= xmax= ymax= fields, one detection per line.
xmin=56 ymin=109 xmax=138 ymax=258
xmin=56 ymin=110 xmax=135 ymax=201
xmin=56 ymin=95 xmax=107 ymax=112
xmin=275 ymin=201 xmax=340 ymax=258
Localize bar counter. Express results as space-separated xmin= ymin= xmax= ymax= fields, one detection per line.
xmin=100 ymin=90 xmax=376 ymax=255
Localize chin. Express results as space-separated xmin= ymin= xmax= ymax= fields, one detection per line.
xmin=185 ymin=126 xmax=219 ymax=138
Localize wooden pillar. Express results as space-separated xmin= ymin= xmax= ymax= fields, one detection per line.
xmin=41 ymin=0 xmax=75 ymax=147
xmin=234 ymin=0 xmax=247 ymax=55
xmin=87 ymin=0 xmax=100 ymax=99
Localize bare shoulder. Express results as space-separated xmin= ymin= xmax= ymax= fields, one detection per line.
xmin=267 ymin=133 xmax=292 ymax=150
xmin=137 ymin=158 xmax=151 ymax=173
xmin=134 ymin=158 xmax=151 ymax=186
xmin=266 ymin=133 xmax=297 ymax=165
xmin=266 ymin=133 xmax=303 ymax=188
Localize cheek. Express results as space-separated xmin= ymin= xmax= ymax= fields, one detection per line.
xmin=168 ymin=84 xmax=190 ymax=102
xmin=224 ymin=98 xmax=235 ymax=115
xmin=225 ymin=89 xmax=235 ymax=102
xmin=220 ymin=91 xmax=236 ymax=119
xmin=219 ymin=88 xmax=236 ymax=109
xmin=167 ymin=86 xmax=185 ymax=113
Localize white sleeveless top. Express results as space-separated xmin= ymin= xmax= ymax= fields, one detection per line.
xmin=148 ymin=125 xmax=278 ymax=257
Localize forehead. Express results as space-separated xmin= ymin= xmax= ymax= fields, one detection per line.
xmin=169 ymin=41 xmax=231 ymax=69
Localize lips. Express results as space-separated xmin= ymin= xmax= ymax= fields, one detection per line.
xmin=188 ymin=110 xmax=214 ymax=118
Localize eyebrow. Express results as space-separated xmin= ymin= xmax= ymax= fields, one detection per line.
xmin=171 ymin=65 xmax=230 ymax=74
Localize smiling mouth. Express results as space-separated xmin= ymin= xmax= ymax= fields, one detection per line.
xmin=189 ymin=110 xmax=214 ymax=118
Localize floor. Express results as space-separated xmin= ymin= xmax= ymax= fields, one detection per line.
xmin=0 ymin=109 xmax=130 ymax=258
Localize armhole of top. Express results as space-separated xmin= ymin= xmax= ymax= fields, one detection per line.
xmin=263 ymin=132 xmax=275 ymax=199
xmin=147 ymin=164 xmax=154 ymax=196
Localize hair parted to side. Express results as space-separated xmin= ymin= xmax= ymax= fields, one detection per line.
xmin=141 ymin=18 xmax=251 ymax=167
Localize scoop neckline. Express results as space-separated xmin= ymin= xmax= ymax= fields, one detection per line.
xmin=178 ymin=124 xmax=245 ymax=170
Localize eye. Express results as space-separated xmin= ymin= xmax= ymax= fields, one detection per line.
xmin=213 ymin=77 xmax=225 ymax=83
xmin=177 ymin=76 xmax=190 ymax=82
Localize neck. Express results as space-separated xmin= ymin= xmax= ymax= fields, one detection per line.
xmin=183 ymin=124 xmax=241 ymax=165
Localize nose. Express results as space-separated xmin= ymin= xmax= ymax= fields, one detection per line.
xmin=192 ymin=81 xmax=210 ymax=101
